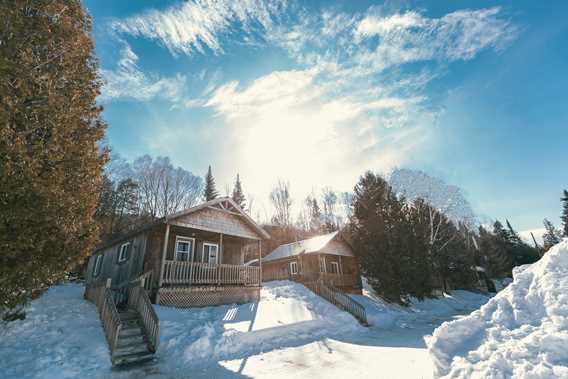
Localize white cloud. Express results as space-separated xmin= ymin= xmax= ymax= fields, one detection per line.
xmin=111 ymin=0 xmax=286 ymax=56
xmin=100 ymin=44 xmax=186 ymax=102
xmin=353 ymin=7 xmax=518 ymax=70
xmin=196 ymin=68 xmax=434 ymax=213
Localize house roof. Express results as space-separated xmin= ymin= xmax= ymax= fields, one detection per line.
xmin=166 ymin=197 xmax=271 ymax=240
xmin=262 ymin=231 xmax=353 ymax=263
xmin=94 ymin=197 xmax=269 ymax=252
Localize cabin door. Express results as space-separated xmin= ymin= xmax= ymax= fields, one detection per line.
xmin=204 ymin=243 xmax=219 ymax=266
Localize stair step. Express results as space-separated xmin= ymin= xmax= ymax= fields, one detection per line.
xmin=114 ymin=343 xmax=150 ymax=356
xmin=119 ymin=326 xmax=143 ymax=337
xmin=119 ymin=334 xmax=146 ymax=345
xmin=119 ymin=311 xmax=139 ymax=321
xmin=117 ymin=338 xmax=148 ymax=349
xmin=113 ymin=351 xmax=155 ymax=366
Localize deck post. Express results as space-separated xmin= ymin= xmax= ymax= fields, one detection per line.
xmin=155 ymin=223 xmax=170 ymax=304
xmin=258 ymin=239 xmax=262 ymax=286
xmin=218 ymin=233 xmax=223 ymax=285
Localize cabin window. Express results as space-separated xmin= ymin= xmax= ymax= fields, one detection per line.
xmin=93 ymin=255 xmax=103 ymax=277
xmin=290 ymin=261 xmax=298 ymax=275
xmin=330 ymin=261 xmax=340 ymax=274
xmin=203 ymin=243 xmax=219 ymax=265
xmin=117 ymin=242 xmax=130 ymax=263
xmin=319 ymin=256 xmax=326 ymax=273
xmin=175 ymin=236 xmax=194 ymax=262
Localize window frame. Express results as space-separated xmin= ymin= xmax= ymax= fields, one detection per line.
xmin=330 ymin=261 xmax=340 ymax=274
xmin=174 ymin=236 xmax=195 ymax=262
xmin=203 ymin=242 xmax=219 ymax=265
xmin=93 ymin=255 xmax=103 ymax=277
xmin=319 ymin=256 xmax=326 ymax=273
xmin=290 ymin=261 xmax=298 ymax=275
xmin=117 ymin=242 xmax=130 ymax=263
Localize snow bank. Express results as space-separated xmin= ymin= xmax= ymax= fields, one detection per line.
xmin=0 ymin=284 xmax=110 ymax=379
xmin=428 ymin=240 xmax=568 ymax=378
xmin=158 ymin=280 xmax=362 ymax=370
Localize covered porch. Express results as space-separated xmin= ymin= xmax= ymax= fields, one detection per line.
xmin=157 ymin=224 xmax=262 ymax=289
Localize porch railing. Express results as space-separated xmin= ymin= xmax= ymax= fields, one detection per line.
xmin=263 ymin=271 xmax=359 ymax=288
xmin=162 ymin=261 xmax=261 ymax=286
xmin=127 ymin=285 xmax=160 ymax=352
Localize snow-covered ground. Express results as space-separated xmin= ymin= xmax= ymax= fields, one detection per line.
xmin=428 ymin=240 xmax=568 ymax=378
xmin=1 ymin=280 xmax=490 ymax=379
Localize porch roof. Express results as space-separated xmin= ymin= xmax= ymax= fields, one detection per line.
xmin=263 ymin=231 xmax=354 ymax=263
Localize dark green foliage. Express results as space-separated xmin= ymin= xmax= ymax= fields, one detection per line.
xmin=542 ymin=218 xmax=561 ymax=252
xmin=350 ymin=172 xmax=410 ymax=303
xmin=204 ymin=165 xmax=219 ymax=202
xmin=231 ymin=174 xmax=246 ymax=210
xmin=0 ymin=1 xmax=107 ymax=310
xmin=562 ymin=190 xmax=568 ymax=237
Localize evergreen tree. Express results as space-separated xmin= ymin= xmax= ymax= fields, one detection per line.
xmin=231 ymin=174 xmax=246 ymax=209
xmin=350 ymin=171 xmax=408 ymax=303
xmin=478 ymin=225 xmax=509 ymax=278
xmin=310 ymin=198 xmax=322 ymax=232
xmin=562 ymin=190 xmax=568 ymax=237
xmin=203 ymin=165 xmax=218 ymax=201
xmin=0 ymin=1 xmax=107 ymax=312
xmin=542 ymin=218 xmax=561 ymax=252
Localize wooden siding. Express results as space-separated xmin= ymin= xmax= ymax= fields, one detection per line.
xmin=171 ymin=207 xmax=260 ymax=240
xmin=85 ymin=233 xmax=148 ymax=287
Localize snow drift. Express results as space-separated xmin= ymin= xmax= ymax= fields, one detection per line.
xmin=428 ymin=240 xmax=568 ymax=378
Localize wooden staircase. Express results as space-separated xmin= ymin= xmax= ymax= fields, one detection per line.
xmin=304 ymin=280 xmax=369 ymax=326
xmin=85 ymin=272 xmax=159 ymax=366
xmin=112 ymin=309 xmax=155 ymax=365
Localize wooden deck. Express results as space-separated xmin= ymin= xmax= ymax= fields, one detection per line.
xmin=263 ymin=270 xmax=359 ymax=288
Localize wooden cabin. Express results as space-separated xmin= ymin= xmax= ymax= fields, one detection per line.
xmin=262 ymin=231 xmax=362 ymax=294
xmin=84 ymin=197 xmax=270 ymax=307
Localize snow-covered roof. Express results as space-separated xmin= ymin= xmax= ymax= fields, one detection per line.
xmin=263 ymin=231 xmax=352 ymax=263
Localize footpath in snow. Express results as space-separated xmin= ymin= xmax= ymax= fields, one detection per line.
xmin=1 ymin=279 xmax=489 ymax=379
xmin=428 ymin=240 xmax=568 ymax=378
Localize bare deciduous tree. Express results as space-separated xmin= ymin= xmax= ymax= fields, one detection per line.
xmin=270 ymin=180 xmax=293 ymax=227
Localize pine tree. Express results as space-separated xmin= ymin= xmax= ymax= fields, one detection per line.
xmin=310 ymin=198 xmax=322 ymax=232
xmin=1 ymin=1 xmax=107 ymax=312
xmin=561 ymin=190 xmax=568 ymax=237
xmin=350 ymin=171 xmax=408 ymax=303
xmin=542 ymin=218 xmax=561 ymax=252
xmin=203 ymin=165 xmax=218 ymax=201
xmin=231 ymin=174 xmax=246 ymax=209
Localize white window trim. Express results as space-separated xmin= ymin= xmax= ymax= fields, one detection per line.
xmin=93 ymin=255 xmax=103 ymax=277
xmin=174 ymin=236 xmax=195 ymax=262
xmin=118 ymin=242 xmax=130 ymax=263
xmin=319 ymin=256 xmax=326 ymax=273
xmin=203 ymin=242 xmax=219 ymax=265
xmin=330 ymin=261 xmax=340 ymax=274
xmin=290 ymin=261 xmax=298 ymax=275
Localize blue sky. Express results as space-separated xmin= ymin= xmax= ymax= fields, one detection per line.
xmin=85 ymin=0 xmax=568 ymax=230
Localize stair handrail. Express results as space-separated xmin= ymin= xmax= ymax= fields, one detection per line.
xmin=99 ymin=287 xmax=122 ymax=358
xmin=304 ymin=280 xmax=368 ymax=326
xmin=127 ymin=284 xmax=160 ymax=352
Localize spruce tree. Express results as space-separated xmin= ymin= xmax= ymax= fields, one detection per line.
xmin=561 ymin=190 xmax=568 ymax=237
xmin=1 ymin=1 xmax=107 ymax=311
xmin=231 ymin=174 xmax=246 ymax=209
xmin=203 ymin=165 xmax=218 ymax=201
xmin=310 ymin=198 xmax=322 ymax=232
xmin=350 ymin=171 xmax=407 ymax=303
xmin=542 ymin=218 xmax=561 ymax=252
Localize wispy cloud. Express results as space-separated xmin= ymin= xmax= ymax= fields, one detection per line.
xmin=100 ymin=44 xmax=186 ymax=102
xmin=353 ymin=7 xmax=518 ymax=70
xmin=110 ymin=0 xmax=287 ymax=56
